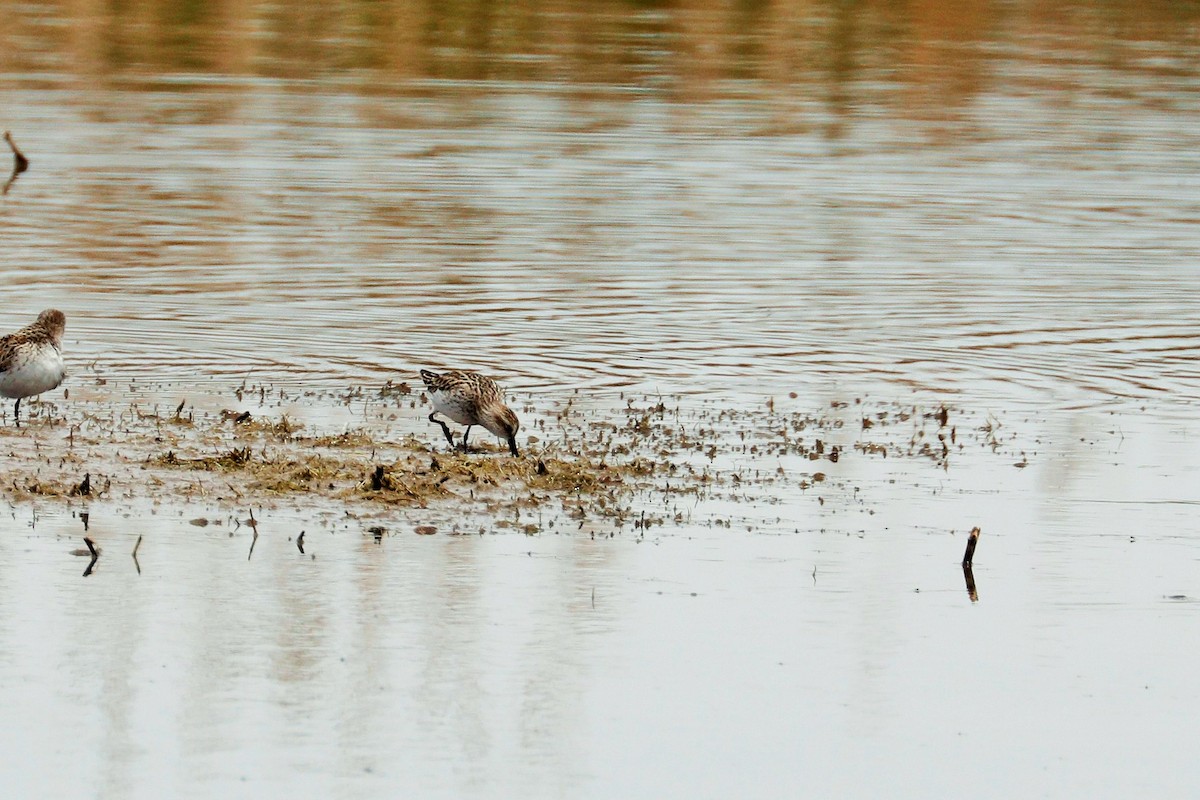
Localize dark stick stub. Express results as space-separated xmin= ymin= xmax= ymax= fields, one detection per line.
xmin=3 ymin=132 xmax=28 ymax=196
xmin=4 ymin=131 xmax=28 ymax=173
xmin=962 ymin=526 xmax=981 ymax=566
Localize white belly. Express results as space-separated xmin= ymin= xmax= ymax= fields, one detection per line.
xmin=0 ymin=347 xmax=66 ymax=399
xmin=429 ymin=390 xmax=475 ymax=425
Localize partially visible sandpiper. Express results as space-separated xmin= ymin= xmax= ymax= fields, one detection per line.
xmin=0 ymin=309 xmax=66 ymax=427
xmin=420 ymin=368 xmax=520 ymax=456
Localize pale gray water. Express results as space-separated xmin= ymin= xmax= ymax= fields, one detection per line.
xmin=2 ymin=1 xmax=1200 ymax=797
xmin=3 ymin=405 xmax=1198 ymax=798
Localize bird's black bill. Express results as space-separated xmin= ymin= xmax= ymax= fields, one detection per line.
xmin=508 ymin=435 xmax=519 ymax=457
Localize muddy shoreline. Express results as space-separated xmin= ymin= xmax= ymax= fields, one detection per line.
xmin=0 ymin=381 xmax=1028 ymax=537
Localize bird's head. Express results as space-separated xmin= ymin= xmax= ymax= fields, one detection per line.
xmin=484 ymin=404 xmax=520 ymax=456
xmin=37 ymin=309 xmax=66 ymax=345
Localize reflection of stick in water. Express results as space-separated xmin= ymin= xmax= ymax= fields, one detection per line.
xmin=962 ymin=563 xmax=978 ymax=602
xmin=246 ymin=508 xmax=259 ymax=561
xmin=3 ymin=131 xmax=29 ymax=196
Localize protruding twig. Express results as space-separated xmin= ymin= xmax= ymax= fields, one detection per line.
xmin=3 ymin=131 xmax=28 ymax=196
xmin=369 ymin=465 xmax=386 ymax=491
xmin=962 ymin=526 xmax=981 ymax=566
xmin=83 ymin=536 xmax=98 ymax=577
xmin=4 ymin=132 xmax=28 ymax=172
xmin=296 ymin=530 xmax=305 ymax=554
xmin=132 ymin=535 xmax=143 ymax=575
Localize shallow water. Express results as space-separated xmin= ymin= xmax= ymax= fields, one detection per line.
xmin=2 ymin=1 xmax=1199 ymax=403
xmin=3 ymin=404 xmax=1198 ymax=798
xmin=2 ymin=1 xmax=1200 ymax=797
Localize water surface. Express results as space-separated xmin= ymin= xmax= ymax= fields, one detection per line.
xmin=2 ymin=0 xmax=1198 ymax=403
xmin=1 ymin=2 xmax=1200 ymax=797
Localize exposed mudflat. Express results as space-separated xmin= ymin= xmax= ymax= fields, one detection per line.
xmin=1 ymin=383 xmax=1027 ymax=539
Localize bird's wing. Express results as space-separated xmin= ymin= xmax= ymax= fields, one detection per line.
xmin=0 ymin=335 xmax=13 ymax=373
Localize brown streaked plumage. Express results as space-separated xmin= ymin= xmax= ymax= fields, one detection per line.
xmin=420 ymin=368 xmax=520 ymax=456
xmin=0 ymin=309 xmax=66 ymax=427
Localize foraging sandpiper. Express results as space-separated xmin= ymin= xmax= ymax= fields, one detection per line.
xmin=0 ymin=309 xmax=66 ymax=427
xmin=420 ymin=368 xmax=520 ymax=456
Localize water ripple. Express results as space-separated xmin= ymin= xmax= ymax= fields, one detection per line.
xmin=0 ymin=68 xmax=1197 ymax=408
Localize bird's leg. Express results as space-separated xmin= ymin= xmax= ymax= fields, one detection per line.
xmin=428 ymin=412 xmax=454 ymax=447
xmin=461 ymin=425 xmax=472 ymax=453
xmin=13 ymin=398 xmax=20 ymax=429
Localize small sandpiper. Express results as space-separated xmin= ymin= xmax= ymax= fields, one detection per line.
xmin=420 ymin=368 xmax=520 ymax=456
xmin=0 ymin=309 xmax=66 ymax=427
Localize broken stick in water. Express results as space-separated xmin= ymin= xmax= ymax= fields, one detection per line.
xmin=71 ymin=473 xmax=91 ymax=497
xmin=132 ymin=535 xmax=143 ymax=574
xmin=4 ymin=132 xmax=28 ymax=172
xmin=3 ymin=131 xmax=28 ymax=195
xmin=962 ymin=526 xmax=981 ymax=567
xmin=83 ymin=536 xmax=98 ymax=577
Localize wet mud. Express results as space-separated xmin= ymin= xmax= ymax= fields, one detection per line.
xmin=0 ymin=382 xmax=1028 ymax=539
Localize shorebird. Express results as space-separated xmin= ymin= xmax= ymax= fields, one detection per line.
xmin=0 ymin=309 xmax=66 ymax=427
xmin=420 ymin=368 xmax=520 ymax=456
